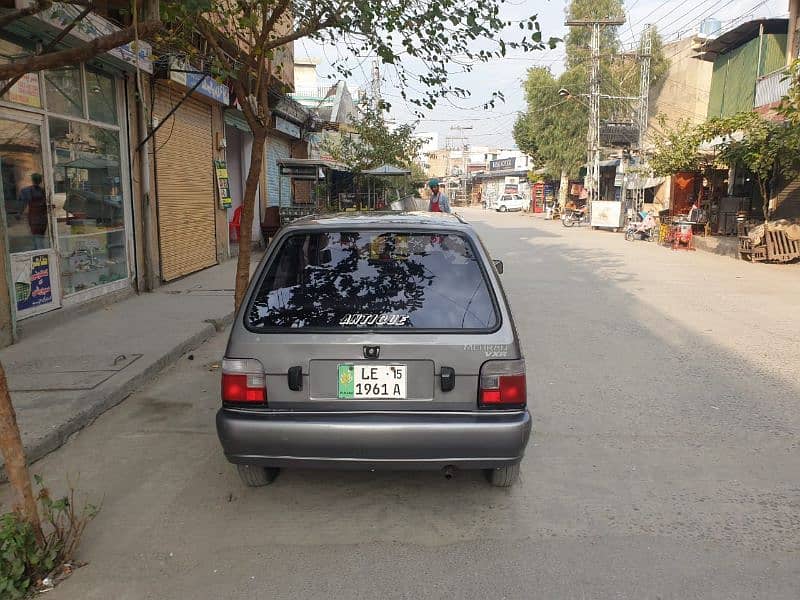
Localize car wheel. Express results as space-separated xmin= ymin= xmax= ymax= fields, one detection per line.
xmin=499 ymin=205 xmax=507 ymax=212
xmin=237 ymin=464 xmax=280 ymax=487
xmin=486 ymin=463 xmax=520 ymax=487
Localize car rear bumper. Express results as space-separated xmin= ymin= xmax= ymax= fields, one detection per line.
xmin=216 ymin=409 xmax=532 ymax=470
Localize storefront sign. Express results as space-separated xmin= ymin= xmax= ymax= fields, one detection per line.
xmin=187 ymin=72 xmax=229 ymax=105
xmin=275 ymin=116 xmax=301 ymax=139
xmin=13 ymin=253 xmax=53 ymax=312
xmin=37 ymin=4 xmax=153 ymax=73
xmin=169 ymin=59 xmax=230 ymax=105
xmin=490 ymin=157 xmax=516 ymax=171
xmin=214 ymin=160 xmax=232 ymax=209
xmin=4 ymin=72 xmax=41 ymax=108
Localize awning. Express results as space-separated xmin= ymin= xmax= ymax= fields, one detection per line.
xmin=361 ymin=164 xmax=411 ymax=176
xmin=695 ymin=18 xmax=789 ymax=62
xmin=473 ymin=169 xmax=529 ymax=180
xmin=626 ymin=175 xmax=665 ymax=190
xmin=278 ymin=158 xmax=349 ymax=171
xmin=224 ymin=110 xmax=250 ymax=133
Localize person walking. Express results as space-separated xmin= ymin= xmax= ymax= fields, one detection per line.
xmin=19 ymin=173 xmax=49 ymax=249
xmin=427 ymin=178 xmax=451 ymax=213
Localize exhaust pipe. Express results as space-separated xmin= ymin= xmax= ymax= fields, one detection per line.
xmin=442 ymin=465 xmax=455 ymax=480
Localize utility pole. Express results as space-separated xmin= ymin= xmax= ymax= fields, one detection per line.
xmin=450 ymin=125 xmax=473 ymax=203
xmin=634 ymin=24 xmax=653 ymax=212
xmin=565 ymin=18 xmax=625 ymax=209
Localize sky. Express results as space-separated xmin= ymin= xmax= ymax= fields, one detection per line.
xmin=299 ymin=0 xmax=790 ymax=149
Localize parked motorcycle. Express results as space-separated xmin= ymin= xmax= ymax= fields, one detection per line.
xmin=624 ymin=212 xmax=657 ymax=242
xmin=562 ymin=207 xmax=587 ymax=227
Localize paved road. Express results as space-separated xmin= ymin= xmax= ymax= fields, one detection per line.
xmin=6 ymin=208 xmax=799 ymax=599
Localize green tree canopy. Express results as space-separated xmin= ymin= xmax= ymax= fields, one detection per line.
xmin=322 ymin=105 xmax=424 ymax=173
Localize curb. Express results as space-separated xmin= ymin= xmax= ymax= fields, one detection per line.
xmin=1 ymin=314 xmax=232 ymax=482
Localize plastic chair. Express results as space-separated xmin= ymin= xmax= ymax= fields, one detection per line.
xmin=229 ymin=206 xmax=242 ymax=243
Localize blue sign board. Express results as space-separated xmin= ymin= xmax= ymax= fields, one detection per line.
xmin=186 ymin=73 xmax=230 ymax=105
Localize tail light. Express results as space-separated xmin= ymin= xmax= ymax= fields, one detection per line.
xmin=221 ymin=358 xmax=266 ymax=404
xmin=479 ymin=359 xmax=526 ymax=409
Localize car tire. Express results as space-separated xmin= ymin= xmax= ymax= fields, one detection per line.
xmin=486 ymin=463 xmax=520 ymax=487
xmin=499 ymin=206 xmax=507 ymax=212
xmin=237 ymin=464 xmax=280 ymax=487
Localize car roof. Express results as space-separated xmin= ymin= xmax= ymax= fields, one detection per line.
xmin=283 ymin=211 xmax=472 ymax=231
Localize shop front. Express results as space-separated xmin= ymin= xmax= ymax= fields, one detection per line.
xmin=224 ymin=109 xmax=261 ymax=255
xmin=267 ymin=98 xmax=308 ymax=208
xmin=152 ymin=66 xmax=231 ymax=281
xmin=1 ymin=37 xmax=134 ymax=322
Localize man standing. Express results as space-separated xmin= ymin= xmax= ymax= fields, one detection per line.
xmin=20 ymin=173 xmax=49 ymax=249
xmin=427 ymin=178 xmax=451 ymax=213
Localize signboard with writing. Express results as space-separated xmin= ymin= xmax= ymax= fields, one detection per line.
xmin=4 ymin=73 xmax=41 ymax=108
xmin=214 ymin=160 xmax=232 ymax=209
xmin=490 ymin=157 xmax=516 ymax=171
xmin=275 ymin=116 xmax=301 ymax=139
xmin=37 ymin=5 xmax=153 ymax=73
xmin=13 ymin=253 xmax=53 ymax=313
xmin=169 ymin=59 xmax=230 ymax=105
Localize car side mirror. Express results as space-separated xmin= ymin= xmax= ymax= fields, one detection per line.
xmin=493 ymin=259 xmax=504 ymax=274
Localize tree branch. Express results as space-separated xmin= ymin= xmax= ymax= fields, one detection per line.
xmin=260 ymin=0 xmax=291 ymax=49
xmin=262 ymin=13 xmax=340 ymax=52
xmin=0 ymin=19 xmax=161 ymax=80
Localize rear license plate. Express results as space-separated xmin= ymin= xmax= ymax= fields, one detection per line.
xmin=337 ymin=364 xmax=407 ymax=399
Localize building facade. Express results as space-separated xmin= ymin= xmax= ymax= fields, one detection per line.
xmin=0 ymin=5 xmax=148 ymax=337
xmin=0 ymin=3 xmax=301 ymax=347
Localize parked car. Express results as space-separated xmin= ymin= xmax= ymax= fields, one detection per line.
xmin=216 ymin=212 xmax=532 ymax=488
xmin=495 ymin=194 xmax=526 ymax=212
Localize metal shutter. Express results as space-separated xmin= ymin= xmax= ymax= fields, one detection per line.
xmin=267 ymin=136 xmax=292 ymax=206
xmin=154 ymin=87 xmax=217 ymax=281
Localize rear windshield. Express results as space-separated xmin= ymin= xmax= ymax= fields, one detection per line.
xmin=247 ymin=230 xmax=499 ymax=331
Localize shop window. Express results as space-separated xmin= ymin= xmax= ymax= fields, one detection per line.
xmin=49 ymin=117 xmax=127 ymax=295
xmin=86 ymin=69 xmax=118 ymax=125
xmin=0 ymin=39 xmax=42 ymax=109
xmin=0 ymin=119 xmax=47 ymax=254
xmin=44 ymin=66 xmax=84 ymax=118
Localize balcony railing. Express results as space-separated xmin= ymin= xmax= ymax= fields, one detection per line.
xmin=290 ymin=85 xmax=338 ymax=101
xmin=755 ymin=68 xmax=790 ymax=108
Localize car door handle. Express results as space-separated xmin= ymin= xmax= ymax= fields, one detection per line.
xmin=440 ymin=366 xmax=455 ymax=392
xmin=288 ymin=366 xmax=303 ymax=391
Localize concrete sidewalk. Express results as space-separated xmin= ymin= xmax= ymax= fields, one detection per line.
xmin=0 ymin=256 xmax=257 ymax=479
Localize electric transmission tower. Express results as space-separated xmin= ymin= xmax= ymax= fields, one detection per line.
xmin=565 ymin=17 xmax=625 ymax=205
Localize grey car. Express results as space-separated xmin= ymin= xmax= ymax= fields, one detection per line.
xmin=216 ymin=212 xmax=531 ymax=487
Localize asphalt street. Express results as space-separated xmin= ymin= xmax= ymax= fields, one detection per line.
xmin=6 ymin=207 xmax=799 ymax=599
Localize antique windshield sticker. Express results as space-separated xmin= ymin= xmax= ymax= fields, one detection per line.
xmin=339 ymin=313 xmax=410 ymax=326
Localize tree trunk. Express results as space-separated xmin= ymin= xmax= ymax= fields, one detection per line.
xmin=0 ymin=360 xmax=43 ymax=544
xmin=234 ymin=128 xmax=268 ymax=311
xmin=759 ymin=179 xmax=770 ymax=223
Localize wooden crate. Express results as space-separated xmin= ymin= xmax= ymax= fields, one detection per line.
xmin=765 ymin=229 xmax=800 ymax=263
xmin=738 ymin=236 xmax=767 ymax=262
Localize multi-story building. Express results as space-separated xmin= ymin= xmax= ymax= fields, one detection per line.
xmin=696 ymin=16 xmax=798 ymax=219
